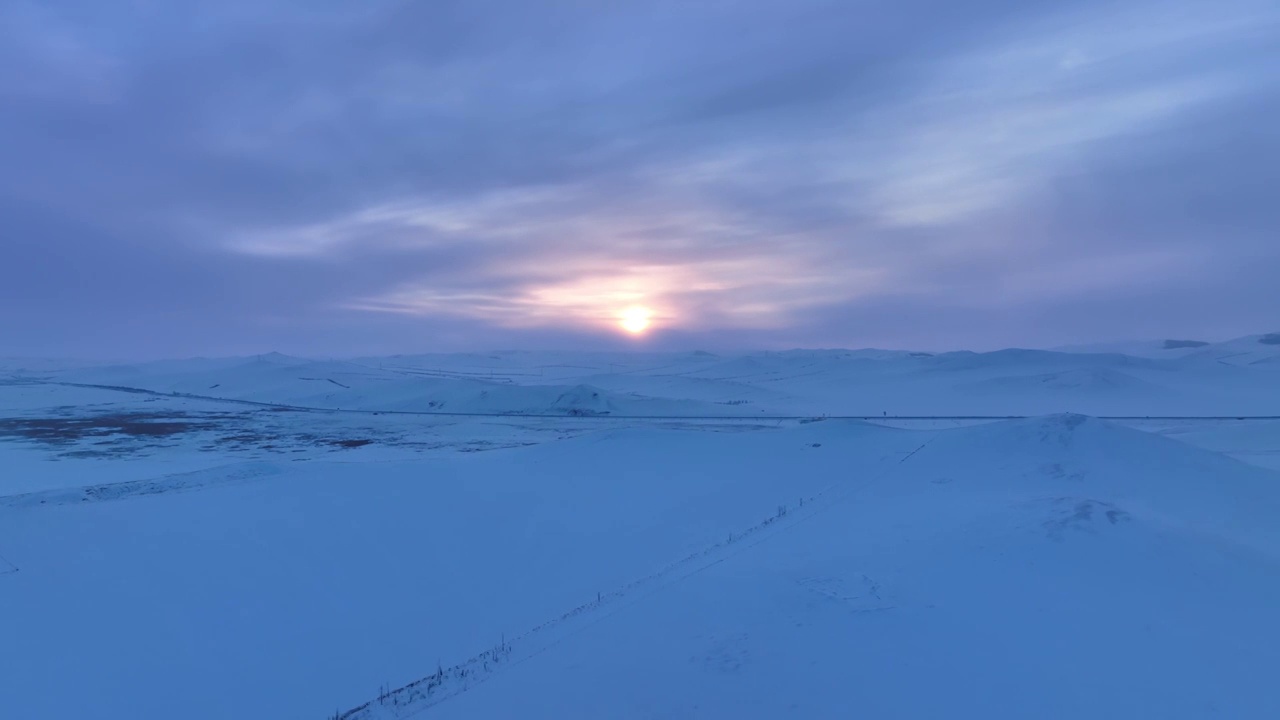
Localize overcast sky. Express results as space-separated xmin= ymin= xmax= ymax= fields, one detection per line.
xmin=2 ymin=0 xmax=1278 ymax=358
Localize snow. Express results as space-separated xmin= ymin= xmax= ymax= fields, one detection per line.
xmin=46 ymin=355 xmax=761 ymax=417
xmin=421 ymin=416 xmax=1280 ymax=720
xmin=0 ymin=421 xmax=920 ymax=719
xmin=1178 ymin=332 xmax=1280 ymax=367
xmin=2 ymin=338 xmax=1279 ymax=719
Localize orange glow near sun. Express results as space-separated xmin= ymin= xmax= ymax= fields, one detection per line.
xmin=618 ymin=306 xmax=654 ymax=335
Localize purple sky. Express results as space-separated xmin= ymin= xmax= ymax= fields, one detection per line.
xmin=2 ymin=0 xmax=1278 ymax=359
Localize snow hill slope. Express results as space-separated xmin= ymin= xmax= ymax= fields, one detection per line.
xmin=15 ymin=330 xmax=1280 ymax=417
xmin=615 ymin=342 xmax=1277 ymax=416
xmin=660 ymin=348 xmax=1264 ymax=416
xmin=958 ymin=366 xmax=1159 ymax=395
xmin=43 ymin=354 xmax=749 ymax=417
xmin=1179 ymin=332 xmax=1280 ymax=367
xmin=362 ymin=415 xmax=1280 ymax=720
xmin=1052 ymin=337 xmax=1213 ymax=357
xmin=1055 ymin=332 xmax=1280 ymax=366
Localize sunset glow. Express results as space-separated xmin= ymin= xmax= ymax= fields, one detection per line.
xmin=618 ymin=306 xmax=654 ymax=335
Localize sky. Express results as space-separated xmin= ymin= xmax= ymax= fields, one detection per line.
xmin=2 ymin=0 xmax=1278 ymax=359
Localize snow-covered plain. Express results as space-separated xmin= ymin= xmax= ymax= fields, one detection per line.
xmin=1 ymin=334 xmax=1279 ymax=719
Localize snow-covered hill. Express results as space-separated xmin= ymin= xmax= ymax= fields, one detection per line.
xmin=3 ymin=341 xmax=1280 ymax=720
xmin=17 ymin=331 xmax=1279 ymax=418
xmin=414 ymin=416 xmax=1280 ymax=719
xmin=45 ymin=354 xmax=751 ymax=417
xmin=1179 ymin=332 xmax=1280 ymax=367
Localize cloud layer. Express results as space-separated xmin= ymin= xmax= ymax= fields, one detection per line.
xmin=2 ymin=0 xmax=1278 ymax=357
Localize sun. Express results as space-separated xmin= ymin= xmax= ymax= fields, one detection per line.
xmin=618 ymin=306 xmax=654 ymax=335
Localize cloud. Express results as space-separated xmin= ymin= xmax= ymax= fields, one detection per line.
xmin=251 ymin=179 xmax=877 ymax=332
xmin=217 ymin=0 xmax=1278 ymax=335
xmin=0 ymin=0 xmax=1277 ymax=356
xmin=848 ymin=1 xmax=1278 ymax=227
xmin=350 ymin=255 xmax=873 ymax=332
